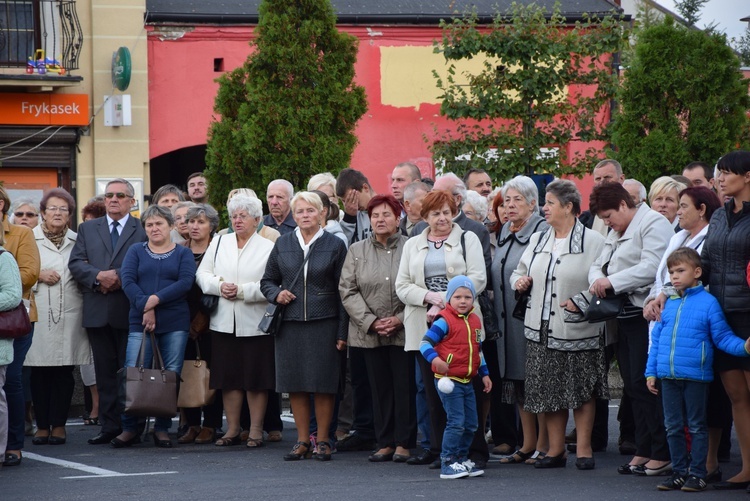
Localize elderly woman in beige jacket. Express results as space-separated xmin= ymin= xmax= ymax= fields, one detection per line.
xmin=339 ymin=194 xmax=413 ymax=463
xmin=26 ymin=189 xmax=90 ymax=446
xmin=395 ymin=190 xmax=486 ymax=466
xmin=196 ymin=194 xmax=275 ymax=448
xmin=511 ymin=180 xmax=606 ymax=470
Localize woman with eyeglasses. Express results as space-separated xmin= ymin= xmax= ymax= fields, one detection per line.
xmin=9 ymin=199 xmax=39 ymax=229
xmin=25 ymin=189 xmax=90 ymax=446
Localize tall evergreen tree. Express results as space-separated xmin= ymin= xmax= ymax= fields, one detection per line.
xmin=610 ymin=18 xmax=750 ymax=184
xmin=205 ymin=0 xmax=367 ymax=211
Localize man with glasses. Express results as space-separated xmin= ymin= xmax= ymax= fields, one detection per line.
xmin=69 ymin=179 xmax=146 ymax=446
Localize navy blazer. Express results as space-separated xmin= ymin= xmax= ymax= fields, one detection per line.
xmin=69 ymin=215 xmax=147 ymax=329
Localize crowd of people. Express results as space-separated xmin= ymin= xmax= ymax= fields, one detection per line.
xmin=1 ymin=154 xmax=750 ymax=490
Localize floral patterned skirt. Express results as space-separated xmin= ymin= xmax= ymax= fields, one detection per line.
xmin=523 ymin=321 xmax=609 ymax=413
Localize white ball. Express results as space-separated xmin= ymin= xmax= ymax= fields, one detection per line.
xmin=437 ymin=377 xmax=454 ymax=394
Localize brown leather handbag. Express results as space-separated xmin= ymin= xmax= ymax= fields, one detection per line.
xmin=177 ymin=339 xmax=215 ymax=408
xmin=122 ymin=330 xmax=178 ymax=418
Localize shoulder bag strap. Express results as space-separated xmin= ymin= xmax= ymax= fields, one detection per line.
xmin=212 ymin=235 xmax=223 ymax=269
xmin=287 ymin=241 xmax=316 ymax=292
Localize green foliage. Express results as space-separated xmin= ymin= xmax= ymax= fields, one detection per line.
xmin=673 ymin=0 xmax=707 ymax=27
xmin=204 ymin=0 xmax=367 ymax=214
xmin=733 ymin=26 xmax=750 ymax=67
xmin=609 ymin=19 xmax=750 ymax=184
xmin=429 ymin=3 xmax=625 ymax=181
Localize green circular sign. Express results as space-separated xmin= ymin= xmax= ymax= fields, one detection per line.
xmin=111 ymin=47 xmax=132 ymax=91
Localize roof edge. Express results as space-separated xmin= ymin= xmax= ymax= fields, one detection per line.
xmin=145 ymin=12 xmax=629 ymax=26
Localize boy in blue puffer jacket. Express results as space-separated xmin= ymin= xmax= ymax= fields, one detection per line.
xmin=646 ymin=248 xmax=750 ymax=492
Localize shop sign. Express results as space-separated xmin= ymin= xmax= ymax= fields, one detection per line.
xmin=0 ymin=93 xmax=89 ymax=126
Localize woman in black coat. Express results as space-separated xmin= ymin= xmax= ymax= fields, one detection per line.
xmin=261 ymin=191 xmax=348 ymax=462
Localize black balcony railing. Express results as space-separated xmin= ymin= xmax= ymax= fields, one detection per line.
xmin=0 ymin=1 xmax=83 ymax=72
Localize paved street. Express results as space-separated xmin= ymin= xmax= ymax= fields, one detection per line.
xmin=2 ymin=403 xmax=744 ymax=500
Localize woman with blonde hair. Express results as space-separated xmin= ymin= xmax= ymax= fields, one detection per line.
xmin=648 ymin=177 xmax=687 ymax=232
xmin=261 ymin=191 xmax=348 ymax=461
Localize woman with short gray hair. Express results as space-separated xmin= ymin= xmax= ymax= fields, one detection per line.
xmin=492 ymin=175 xmax=548 ymax=464
xmin=196 ymin=194 xmax=276 ymax=448
xmin=510 ymin=179 xmax=607 ymax=469
xmin=463 ymin=190 xmax=489 ymax=223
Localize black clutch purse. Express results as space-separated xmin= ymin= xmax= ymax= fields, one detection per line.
xmin=258 ymin=303 xmax=284 ymax=335
xmin=584 ymin=292 xmax=628 ymax=323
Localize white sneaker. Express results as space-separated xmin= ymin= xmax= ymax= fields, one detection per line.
xmin=462 ymin=459 xmax=485 ymax=477
xmin=440 ymin=461 xmax=470 ymax=479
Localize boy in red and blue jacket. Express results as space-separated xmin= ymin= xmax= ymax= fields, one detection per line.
xmin=646 ymin=248 xmax=750 ymax=492
xmin=420 ymin=275 xmax=492 ymax=480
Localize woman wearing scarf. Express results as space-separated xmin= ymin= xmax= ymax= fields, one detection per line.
xmin=26 ymin=189 xmax=90 ymax=446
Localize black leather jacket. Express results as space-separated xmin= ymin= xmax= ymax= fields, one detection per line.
xmin=261 ymin=230 xmax=349 ymax=340
xmin=701 ymin=200 xmax=750 ymax=313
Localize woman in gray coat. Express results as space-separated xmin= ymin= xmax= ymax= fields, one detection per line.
xmin=491 ymin=176 xmax=548 ymax=464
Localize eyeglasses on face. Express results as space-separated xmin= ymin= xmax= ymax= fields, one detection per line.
xmin=14 ymin=212 xmax=37 ymax=218
xmin=46 ymin=206 xmax=69 ymax=213
xmin=104 ymin=192 xmax=131 ymax=199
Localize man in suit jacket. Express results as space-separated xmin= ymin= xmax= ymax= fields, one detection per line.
xmin=69 ymin=179 xmax=147 ymax=445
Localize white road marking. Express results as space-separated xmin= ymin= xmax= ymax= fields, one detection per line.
xmin=23 ymin=452 xmax=177 ymax=479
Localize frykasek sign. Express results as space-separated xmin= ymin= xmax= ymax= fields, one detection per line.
xmin=0 ymin=93 xmax=89 ymax=126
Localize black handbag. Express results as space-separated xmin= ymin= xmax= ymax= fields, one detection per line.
xmin=584 ymin=292 xmax=628 ymax=323
xmin=122 ymin=330 xmax=178 ymax=418
xmin=512 ymin=289 xmax=531 ymax=321
xmin=258 ymin=244 xmax=315 ymax=335
xmin=199 ymin=235 xmax=223 ymax=315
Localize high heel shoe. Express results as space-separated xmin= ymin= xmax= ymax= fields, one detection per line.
xmin=153 ymin=434 xmax=173 ymax=448
xmin=284 ymin=441 xmax=312 ymax=461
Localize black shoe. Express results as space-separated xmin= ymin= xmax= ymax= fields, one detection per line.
xmin=429 ymin=458 xmax=442 ymax=469
xmin=315 ymin=441 xmax=332 ymax=461
xmin=407 ymin=449 xmax=436 ymax=465
xmin=534 ymin=453 xmax=567 ymax=469
xmin=713 ymin=480 xmax=750 ymax=490
xmin=469 ymin=458 xmax=487 ymax=470
xmin=335 ymin=432 xmax=376 ymax=452
xmin=110 ymin=434 xmax=141 ymax=448
xmin=48 ymin=435 xmax=66 ymax=445
xmin=369 ymin=451 xmax=395 ymax=462
xmin=567 ymin=442 xmax=607 ymax=453
xmin=681 ymin=475 xmax=707 ymax=492
xmin=89 ymin=432 xmax=118 ymax=445
xmin=575 ymin=457 xmax=595 ymax=470
xmin=2 ymin=452 xmax=21 ymax=467
xmin=152 ymin=434 xmax=173 ymax=448
xmin=706 ymin=467 xmax=722 ymax=483
xmin=32 ymin=435 xmax=49 ymax=445
xmin=658 ymin=472 xmax=686 ymax=491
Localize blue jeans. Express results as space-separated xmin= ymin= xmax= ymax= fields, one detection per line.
xmin=121 ymin=330 xmax=188 ymax=434
xmin=436 ymin=378 xmax=477 ymax=462
xmin=661 ymin=379 xmax=709 ymax=479
xmin=4 ymin=325 xmax=33 ymax=450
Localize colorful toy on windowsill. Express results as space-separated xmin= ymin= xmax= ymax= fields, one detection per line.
xmin=26 ymin=49 xmax=65 ymax=75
